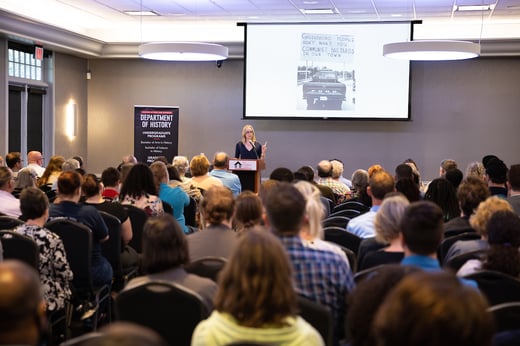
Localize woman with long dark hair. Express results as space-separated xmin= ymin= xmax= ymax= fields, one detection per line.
xmin=120 ymin=163 xmax=164 ymax=217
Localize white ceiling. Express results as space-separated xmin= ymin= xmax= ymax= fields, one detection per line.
xmin=1 ymin=0 xmax=520 ymax=57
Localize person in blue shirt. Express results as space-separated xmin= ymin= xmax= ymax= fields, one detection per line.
xmin=400 ymin=200 xmax=477 ymax=289
xmin=209 ymin=152 xmax=241 ymax=197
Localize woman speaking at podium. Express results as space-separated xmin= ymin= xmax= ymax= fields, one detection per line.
xmin=234 ymin=124 xmax=267 ymax=192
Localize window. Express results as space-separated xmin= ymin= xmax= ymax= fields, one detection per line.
xmin=8 ymin=46 xmax=42 ymax=81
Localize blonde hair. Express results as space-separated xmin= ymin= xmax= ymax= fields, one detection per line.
xmin=466 ymin=161 xmax=485 ymax=181
xmin=293 ymin=180 xmax=325 ymax=239
xmin=330 ymin=160 xmax=344 ymax=179
xmin=172 ymin=156 xmax=189 ymax=175
xmin=189 ymin=154 xmax=210 ymax=177
xmin=374 ymin=194 xmax=410 ymax=243
xmin=469 ymin=196 xmax=513 ymax=236
xmin=149 ymin=161 xmax=169 ymax=192
xmin=241 ymin=124 xmax=257 ymax=143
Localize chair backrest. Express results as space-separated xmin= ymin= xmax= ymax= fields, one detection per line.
xmin=464 ymin=270 xmax=520 ymax=306
xmin=356 ymin=237 xmax=387 ymax=269
xmin=98 ymin=211 xmax=122 ymax=277
xmin=488 ymin=302 xmax=520 ymax=333
xmin=444 ymin=227 xmax=476 ymax=238
xmin=45 ymin=219 xmax=94 ymax=290
xmin=328 ymin=208 xmax=362 ymax=219
xmin=323 ymin=241 xmax=357 ymax=273
xmin=59 ymin=332 xmax=104 ymax=346
xmin=162 ymin=201 xmax=174 ymax=215
xmin=185 ymin=256 xmax=227 ymax=282
xmin=115 ymin=280 xmax=208 ymax=346
xmin=323 ymin=226 xmax=362 ymax=255
xmin=322 ymin=216 xmax=351 ymax=230
xmin=123 ymin=205 xmax=148 ymax=253
xmin=0 ymin=230 xmax=39 ymax=269
xmin=320 ymin=197 xmax=333 ymax=218
xmin=438 ymin=232 xmax=481 ymax=264
xmin=332 ymin=200 xmax=370 ymax=214
xmin=297 ymin=295 xmax=334 ymax=346
xmin=444 ymin=249 xmax=486 ymax=272
xmin=0 ymin=215 xmax=24 ymax=230
xmin=184 ymin=197 xmax=197 ymax=227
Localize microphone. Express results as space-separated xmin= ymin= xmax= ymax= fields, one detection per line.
xmin=249 ymin=140 xmax=259 ymax=159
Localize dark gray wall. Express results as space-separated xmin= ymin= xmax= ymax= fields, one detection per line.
xmin=85 ymin=57 xmax=520 ymax=181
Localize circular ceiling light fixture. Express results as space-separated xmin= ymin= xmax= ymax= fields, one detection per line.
xmin=383 ymin=40 xmax=480 ymax=61
xmin=139 ymin=42 xmax=229 ymax=61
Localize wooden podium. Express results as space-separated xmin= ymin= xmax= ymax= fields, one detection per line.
xmin=229 ymin=159 xmax=265 ymax=193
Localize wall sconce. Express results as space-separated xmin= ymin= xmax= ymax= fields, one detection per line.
xmin=66 ymin=101 xmax=77 ymax=140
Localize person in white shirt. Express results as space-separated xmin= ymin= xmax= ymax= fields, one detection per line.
xmin=25 ymin=151 xmax=45 ymax=178
xmin=0 ymin=167 xmax=21 ymax=217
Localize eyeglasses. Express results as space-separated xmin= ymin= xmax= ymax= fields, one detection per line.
xmin=245 ymin=131 xmax=253 ymax=134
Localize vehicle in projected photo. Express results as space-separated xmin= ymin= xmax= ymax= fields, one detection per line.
xmin=302 ymin=69 xmax=346 ymax=110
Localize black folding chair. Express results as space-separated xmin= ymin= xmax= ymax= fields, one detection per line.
xmin=0 ymin=230 xmax=39 ymax=269
xmin=464 ymin=270 xmax=520 ymax=306
xmin=0 ymin=215 xmax=24 ymax=230
xmin=297 ymin=295 xmax=334 ymax=346
xmin=323 ymin=226 xmax=362 ymax=255
xmin=185 ymin=256 xmax=227 ymax=282
xmin=124 ymin=205 xmax=148 ymax=253
xmin=115 ymin=281 xmax=209 ymax=346
xmin=322 ymin=216 xmax=351 ymax=229
xmin=488 ymin=301 xmax=520 ymax=333
xmin=99 ymin=211 xmax=137 ymax=291
xmin=45 ymin=219 xmax=111 ymax=331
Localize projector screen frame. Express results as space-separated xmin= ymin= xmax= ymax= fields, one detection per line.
xmin=239 ymin=21 xmax=416 ymax=121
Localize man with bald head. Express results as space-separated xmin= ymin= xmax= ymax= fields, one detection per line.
xmin=209 ymin=152 xmax=241 ymax=196
xmin=316 ymin=159 xmax=350 ymax=204
xmin=0 ymin=260 xmax=47 ymax=346
xmin=26 ymin=151 xmax=46 ymax=178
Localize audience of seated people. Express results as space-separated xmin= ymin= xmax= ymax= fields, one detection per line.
xmin=444 ymin=196 xmax=513 ymax=263
xmin=4 ymin=151 xmax=520 ymax=345
xmin=457 ymin=210 xmax=520 ymax=277
xmin=191 ymin=229 xmax=324 ymax=346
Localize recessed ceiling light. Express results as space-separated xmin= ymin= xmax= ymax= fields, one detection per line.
xmin=454 ymin=4 xmax=496 ymax=12
xmin=303 ymin=1 xmax=319 ymax=4
xmin=300 ymin=8 xmax=337 ymax=15
xmin=391 ymin=14 xmax=403 ymax=17
xmin=124 ymin=11 xmax=158 ymax=16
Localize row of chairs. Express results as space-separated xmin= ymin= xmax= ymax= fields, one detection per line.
xmin=64 ymin=280 xmax=334 ymax=346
